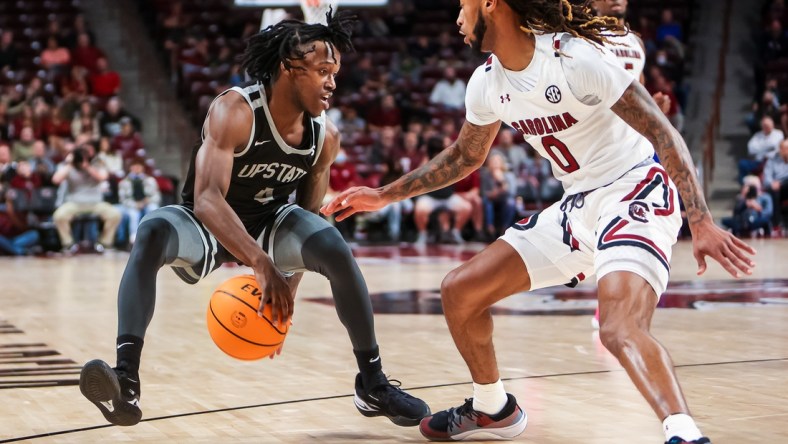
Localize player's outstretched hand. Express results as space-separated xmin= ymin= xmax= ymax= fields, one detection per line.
xmin=320 ymin=186 xmax=388 ymax=222
xmin=692 ymin=219 xmax=756 ymax=278
xmin=254 ymin=259 xmax=294 ymax=327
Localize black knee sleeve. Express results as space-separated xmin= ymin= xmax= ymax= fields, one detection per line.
xmin=117 ymin=217 xmax=179 ymax=338
xmin=301 ymin=227 xmax=377 ymax=352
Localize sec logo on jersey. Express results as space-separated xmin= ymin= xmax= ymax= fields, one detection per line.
xmin=545 ymin=85 xmax=561 ymax=103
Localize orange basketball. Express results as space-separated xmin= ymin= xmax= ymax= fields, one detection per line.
xmin=207 ymin=275 xmax=289 ymax=360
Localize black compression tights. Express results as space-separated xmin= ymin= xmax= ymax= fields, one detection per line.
xmin=116 ymin=219 xmax=377 ymax=353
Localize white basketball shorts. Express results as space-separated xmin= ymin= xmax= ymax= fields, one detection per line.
xmin=500 ymin=161 xmax=682 ymax=296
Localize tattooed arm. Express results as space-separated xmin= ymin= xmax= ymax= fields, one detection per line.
xmin=611 ymin=80 xmax=708 ymax=225
xmin=381 ymin=120 xmax=500 ymax=201
xmin=612 ymin=79 xmax=756 ymax=277
xmin=321 ymin=120 xmax=501 ymax=220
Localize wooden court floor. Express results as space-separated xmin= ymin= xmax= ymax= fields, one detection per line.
xmin=0 ymin=239 xmax=786 ymax=443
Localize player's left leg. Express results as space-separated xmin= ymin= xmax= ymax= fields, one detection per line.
xmin=594 ymin=163 xmax=710 ymax=443
xmin=269 ymin=205 xmax=430 ymax=426
xmin=597 ymin=273 xmax=708 ymax=443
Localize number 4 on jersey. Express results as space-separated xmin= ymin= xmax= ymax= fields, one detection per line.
xmin=254 ymin=187 xmax=274 ymax=204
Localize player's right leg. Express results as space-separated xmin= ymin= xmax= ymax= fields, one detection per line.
xmin=420 ymin=206 xmax=594 ymax=441
xmin=80 ymin=205 xmax=229 ymax=426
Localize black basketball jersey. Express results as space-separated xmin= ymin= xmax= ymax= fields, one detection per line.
xmin=182 ymin=81 xmax=326 ymax=238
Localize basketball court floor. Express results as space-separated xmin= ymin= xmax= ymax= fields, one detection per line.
xmin=1 ymin=239 xmax=786 ymax=443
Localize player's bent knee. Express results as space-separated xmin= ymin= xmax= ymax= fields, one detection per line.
xmin=440 ymin=268 xmax=476 ymax=312
xmin=598 ymin=320 xmax=641 ymax=357
xmin=130 ymin=218 xmax=173 ymax=265
xmin=303 ymin=227 xmax=355 ymax=275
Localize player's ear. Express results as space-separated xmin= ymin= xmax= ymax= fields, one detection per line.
xmin=484 ymin=0 xmax=498 ymax=13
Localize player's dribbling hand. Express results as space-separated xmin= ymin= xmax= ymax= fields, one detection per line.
xmin=320 ymin=186 xmax=388 ymax=221
xmin=253 ymin=259 xmax=294 ymax=327
xmin=692 ymin=219 xmax=756 ymax=278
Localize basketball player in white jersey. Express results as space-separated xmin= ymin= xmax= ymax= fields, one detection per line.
xmin=322 ymin=1 xmax=755 ymax=442
xmin=592 ymin=0 xmax=668 ymax=328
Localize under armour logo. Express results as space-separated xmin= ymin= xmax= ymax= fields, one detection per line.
xmin=500 ymin=94 xmax=510 ymax=103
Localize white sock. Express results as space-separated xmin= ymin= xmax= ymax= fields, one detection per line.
xmin=663 ymin=413 xmax=703 ymax=441
xmin=472 ymin=379 xmax=508 ymax=415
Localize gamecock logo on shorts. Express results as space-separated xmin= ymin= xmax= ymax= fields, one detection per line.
xmin=628 ymin=201 xmax=650 ymax=223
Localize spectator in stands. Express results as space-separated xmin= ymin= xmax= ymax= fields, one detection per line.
xmin=52 ymin=145 xmax=121 ymax=253
xmin=409 ymin=35 xmax=439 ymax=66
xmin=429 ymin=66 xmax=467 ymax=110
xmin=385 ymin=0 xmax=414 ymax=37
xmin=649 ymin=73 xmax=684 ymax=131
xmin=71 ymin=100 xmax=100 ymax=141
xmin=61 ymin=65 xmax=90 ymax=109
xmin=327 ymin=148 xmax=362 ymax=240
xmin=759 ymin=19 xmax=788 ymax=63
xmin=29 ymin=140 xmax=55 ymax=184
xmin=40 ymin=36 xmax=71 ymax=73
xmin=42 ymin=106 xmax=74 ymax=140
xmin=722 ymin=175 xmax=773 ymax=237
xmin=637 ymin=16 xmax=658 ymax=54
xmin=656 ymin=9 xmax=683 ymax=45
xmin=0 ymin=102 xmax=9 ymax=140
xmin=0 ymin=143 xmax=16 ymax=182
xmin=747 ymin=90 xmax=781 ymax=134
xmin=97 ymin=136 xmax=124 ymax=177
xmin=454 ymin=168 xmax=485 ymax=241
xmin=337 ymin=106 xmax=366 ymax=142
xmin=740 ymin=115 xmax=784 ymax=182
xmin=368 ymin=125 xmax=399 ymax=169
xmin=12 ymin=127 xmax=36 ymax=161
xmin=413 ymin=137 xmax=471 ymax=244
xmin=9 ymin=160 xmax=42 ymax=194
xmin=118 ymin=159 xmax=160 ymax=244
xmin=764 ymin=139 xmax=788 ymax=229
xmin=481 ymin=151 xmax=517 ymax=238
xmin=362 ymin=156 xmax=413 ymax=242
xmin=0 ymin=188 xmax=39 ymax=256
xmin=71 ymin=32 xmax=105 ymax=73
xmin=368 ymin=94 xmax=402 ymax=130
xmin=63 ymin=14 xmax=96 ymax=49
xmin=112 ymin=117 xmax=145 ymax=160
xmin=491 ymin=128 xmax=528 ymax=175
xmin=99 ymin=97 xmax=140 ymax=137
xmin=394 ymin=131 xmax=426 ymax=173
xmin=90 ymin=58 xmax=121 ymax=98
xmin=340 ymin=55 xmax=374 ymax=93
xmin=0 ymin=30 xmax=17 ymax=71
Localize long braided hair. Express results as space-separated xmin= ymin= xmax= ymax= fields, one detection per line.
xmin=503 ymin=0 xmax=625 ymax=46
xmin=241 ymin=8 xmax=356 ymax=84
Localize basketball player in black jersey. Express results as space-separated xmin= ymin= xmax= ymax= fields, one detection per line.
xmin=78 ymin=10 xmax=429 ymax=428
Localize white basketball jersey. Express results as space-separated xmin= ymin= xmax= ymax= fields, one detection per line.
xmin=465 ymin=33 xmax=654 ymax=194
xmin=606 ymin=32 xmax=646 ymax=79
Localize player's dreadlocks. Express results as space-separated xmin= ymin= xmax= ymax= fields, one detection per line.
xmin=241 ymin=8 xmax=356 ymax=84
xmin=504 ymin=0 xmax=625 ymax=46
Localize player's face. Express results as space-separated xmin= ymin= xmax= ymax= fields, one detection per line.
xmin=287 ymin=41 xmax=340 ymax=118
xmin=457 ymin=1 xmax=489 ymax=54
xmin=593 ymin=0 xmax=627 ymax=19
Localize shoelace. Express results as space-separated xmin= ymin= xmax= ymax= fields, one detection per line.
xmin=447 ymin=398 xmax=479 ymax=430
xmin=370 ymin=376 xmax=405 ymax=397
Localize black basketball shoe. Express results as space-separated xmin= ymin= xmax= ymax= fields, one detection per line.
xmin=665 ymin=437 xmax=711 ymax=444
xmin=353 ymin=373 xmax=430 ymax=426
xmin=79 ymin=359 xmax=142 ymax=426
